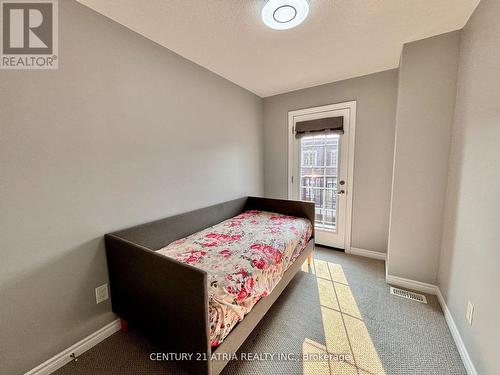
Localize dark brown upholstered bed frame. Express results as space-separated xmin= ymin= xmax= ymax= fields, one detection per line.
xmin=105 ymin=196 xmax=315 ymax=375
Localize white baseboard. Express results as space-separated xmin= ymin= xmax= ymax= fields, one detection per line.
xmin=25 ymin=319 xmax=120 ymax=375
xmin=348 ymin=247 xmax=387 ymax=260
xmin=386 ymin=274 xmax=438 ymax=294
xmin=385 ymin=274 xmax=477 ymax=375
xmin=24 ymin=279 xmax=477 ymax=375
xmin=436 ymin=289 xmax=478 ymax=375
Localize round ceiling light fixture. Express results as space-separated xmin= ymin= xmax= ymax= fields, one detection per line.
xmin=261 ymin=0 xmax=309 ymax=30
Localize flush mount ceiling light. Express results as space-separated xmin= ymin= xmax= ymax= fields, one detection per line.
xmin=261 ymin=0 xmax=309 ymax=30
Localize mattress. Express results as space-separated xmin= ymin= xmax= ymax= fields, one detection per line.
xmin=157 ymin=210 xmax=312 ymax=347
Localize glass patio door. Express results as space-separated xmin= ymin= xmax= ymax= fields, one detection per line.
xmin=289 ymin=106 xmax=352 ymax=249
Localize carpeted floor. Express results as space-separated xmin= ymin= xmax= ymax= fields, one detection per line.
xmin=54 ymin=247 xmax=466 ymax=375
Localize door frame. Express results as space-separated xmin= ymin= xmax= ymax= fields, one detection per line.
xmin=287 ymin=101 xmax=356 ymax=252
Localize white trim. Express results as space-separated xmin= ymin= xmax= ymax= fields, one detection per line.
xmin=436 ymin=289 xmax=478 ymax=375
xmin=23 ymin=284 xmax=478 ymax=375
xmin=385 ymin=274 xmax=438 ymax=295
xmin=384 ymin=275 xmax=477 ymax=375
xmin=25 ymin=319 xmax=120 ymax=375
xmin=349 ymin=247 xmax=387 ymax=260
xmin=344 ymin=101 xmax=356 ymax=253
xmin=288 ymin=101 xmax=356 ymax=251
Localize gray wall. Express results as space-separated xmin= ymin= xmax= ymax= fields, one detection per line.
xmin=0 ymin=1 xmax=263 ymax=374
xmin=387 ymin=32 xmax=460 ymax=284
xmin=263 ymin=70 xmax=398 ymax=254
xmin=438 ymin=0 xmax=500 ymax=373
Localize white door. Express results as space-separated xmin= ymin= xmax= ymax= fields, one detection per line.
xmin=288 ymin=102 xmax=356 ymax=249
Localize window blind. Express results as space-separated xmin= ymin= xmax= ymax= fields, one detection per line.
xmin=295 ymin=116 xmax=343 ymax=138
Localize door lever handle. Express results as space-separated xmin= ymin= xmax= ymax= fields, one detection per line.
xmin=336 ymin=190 xmax=345 ymax=195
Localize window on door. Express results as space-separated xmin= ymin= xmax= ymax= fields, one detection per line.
xmin=302 ymin=150 xmax=317 ymax=166
xmin=299 ymin=133 xmax=340 ymax=232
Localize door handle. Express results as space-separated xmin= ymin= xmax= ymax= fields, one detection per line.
xmin=336 ymin=190 xmax=345 ymax=195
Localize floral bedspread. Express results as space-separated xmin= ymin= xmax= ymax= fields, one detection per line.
xmin=157 ymin=210 xmax=312 ymax=347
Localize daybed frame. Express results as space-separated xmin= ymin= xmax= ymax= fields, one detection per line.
xmin=105 ymin=196 xmax=315 ymax=375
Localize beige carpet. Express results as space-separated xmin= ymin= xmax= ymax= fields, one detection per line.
xmin=54 ymin=247 xmax=466 ymax=375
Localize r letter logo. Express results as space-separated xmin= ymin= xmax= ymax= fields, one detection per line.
xmin=1 ymin=0 xmax=58 ymax=69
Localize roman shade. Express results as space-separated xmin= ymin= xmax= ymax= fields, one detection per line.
xmin=295 ymin=116 xmax=344 ymax=138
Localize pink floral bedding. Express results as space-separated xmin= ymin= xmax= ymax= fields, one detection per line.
xmin=157 ymin=210 xmax=312 ymax=347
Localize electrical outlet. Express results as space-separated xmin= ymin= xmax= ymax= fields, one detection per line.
xmin=466 ymin=300 xmax=474 ymax=325
xmin=95 ymin=284 xmax=109 ymax=304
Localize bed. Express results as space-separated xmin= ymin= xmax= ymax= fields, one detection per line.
xmin=105 ymin=196 xmax=315 ymax=375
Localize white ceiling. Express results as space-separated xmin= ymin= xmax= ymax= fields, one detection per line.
xmin=78 ymin=0 xmax=479 ymax=97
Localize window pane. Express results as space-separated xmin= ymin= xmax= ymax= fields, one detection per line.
xmin=299 ymin=133 xmax=339 ymax=231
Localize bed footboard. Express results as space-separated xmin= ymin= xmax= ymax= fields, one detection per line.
xmin=105 ymin=235 xmax=211 ymax=375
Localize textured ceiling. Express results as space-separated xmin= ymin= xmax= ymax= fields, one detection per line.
xmin=77 ymin=0 xmax=479 ymax=97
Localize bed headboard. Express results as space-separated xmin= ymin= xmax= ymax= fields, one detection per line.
xmin=245 ymin=196 xmax=315 ymax=239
